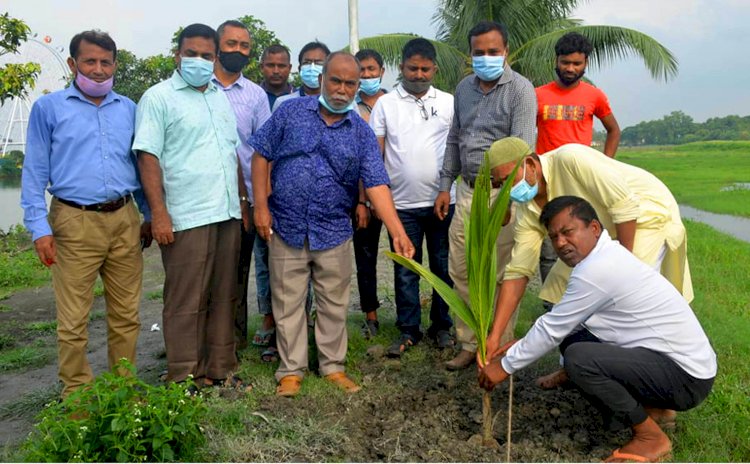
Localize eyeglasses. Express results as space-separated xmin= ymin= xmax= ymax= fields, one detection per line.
xmin=415 ymin=98 xmax=429 ymax=121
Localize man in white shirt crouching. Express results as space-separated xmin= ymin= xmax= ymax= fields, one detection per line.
xmin=479 ymin=195 xmax=716 ymax=463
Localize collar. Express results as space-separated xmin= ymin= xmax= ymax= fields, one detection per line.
xmin=301 ymin=95 xmax=355 ymax=126
xmin=170 ymin=70 xmax=217 ymax=92
xmin=395 ymin=83 xmax=436 ymax=101
xmin=260 ymin=80 xmax=294 ymax=96
xmin=64 ymin=83 xmax=120 ymax=106
xmin=212 ymin=73 xmax=246 ymax=90
xmin=471 ymin=61 xmax=514 ymax=90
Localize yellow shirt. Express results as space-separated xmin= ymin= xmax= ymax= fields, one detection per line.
xmin=504 ymin=143 xmax=693 ymax=303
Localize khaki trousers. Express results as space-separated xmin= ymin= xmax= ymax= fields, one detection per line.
xmin=160 ymin=220 xmax=240 ymax=382
xmin=269 ymin=237 xmax=352 ymax=381
xmin=50 ymin=198 xmax=142 ymax=398
xmin=449 ymin=182 xmax=517 ymax=353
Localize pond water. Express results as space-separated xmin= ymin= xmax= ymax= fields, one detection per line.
xmin=0 ymin=178 xmax=24 ymax=232
xmin=679 ymin=204 xmax=750 ymax=243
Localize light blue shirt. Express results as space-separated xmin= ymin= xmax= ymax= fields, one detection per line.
xmin=212 ymin=74 xmax=271 ymax=204
xmin=21 ymin=85 xmax=148 ymax=241
xmin=133 ymin=71 xmax=241 ymax=232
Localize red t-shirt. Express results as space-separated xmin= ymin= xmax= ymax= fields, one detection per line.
xmin=535 ymin=81 xmax=612 ymax=154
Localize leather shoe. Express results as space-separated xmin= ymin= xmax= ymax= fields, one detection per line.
xmin=445 ymin=349 xmax=476 ymax=371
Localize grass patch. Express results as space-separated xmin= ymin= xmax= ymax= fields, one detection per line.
xmin=146 ymin=289 xmax=163 ymax=301
xmin=0 ymin=346 xmax=52 ymax=372
xmin=0 ymin=304 xmax=12 ymax=313
xmin=0 ymin=334 xmax=15 ymax=350
xmin=93 ymin=279 xmax=104 ymax=297
xmin=90 ymin=309 xmax=106 ymax=321
xmin=26 ymin=320 xmax=57 ymax=333
xmin=618 ymin=141 xmax=750 ymax=217
xmin=0 ymin=226 xmax=50 ymax=299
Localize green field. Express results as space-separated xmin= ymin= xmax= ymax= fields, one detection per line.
xmin=618 ymin=141 xmax=750 ymax=217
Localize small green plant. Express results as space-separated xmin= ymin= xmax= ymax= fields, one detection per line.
xmin=89 ymin=310 xmax=106 ymax=321
xmin=23 ymin=359 xmax=207 ymax=462
xmin=93 ymin=280 xmax=105 ymax=297
xmin=0 ymin=346 xmax=50 ymax=371
xmin=146 ymin=289 xmax=163 ymax=301
xmin=387 ymin=156 xmax=519 ymax=447
xmin=26 ymin=320 xmax=57 ymax=333
xmin=0 ymin=333 xmax=14 ymax=350
xmin=0 ymin=304 xmax=12 ymax=312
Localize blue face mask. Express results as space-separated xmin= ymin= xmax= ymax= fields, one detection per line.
xmin=510 ymin=161 xmax=539 ymax=203
xmin=180 ymin=56 xmax=215 ymax=87
xmin=472 ymin=55 xmax=505 ymax=82
xmin=359 ymin=77 xmax=381 ymax=96
xmin=318 ymin=93 xmax=355 ymax=114
xmin=300 ymin=63 xmax=323 ymax=89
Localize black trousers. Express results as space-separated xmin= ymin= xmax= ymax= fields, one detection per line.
xmin=235 ymin=207 xmax=256 ymax=350
xmin=561 ymin=327 xmax=715 ymax=431
xmin=352 ymin=214 xmax=382 ymax=313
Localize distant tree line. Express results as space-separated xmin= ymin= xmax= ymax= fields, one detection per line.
xmin=621 ymin=111 xmax=750 ymax=146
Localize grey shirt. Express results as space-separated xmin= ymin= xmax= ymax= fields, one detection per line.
xmin=439 ymin=64 xmax=536 ymax=191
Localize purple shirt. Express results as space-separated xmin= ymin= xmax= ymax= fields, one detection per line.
xmin=212 ymin=74 xmax=271 ymax=204
xmin=249 ymin=96 xmax=389 ymax=251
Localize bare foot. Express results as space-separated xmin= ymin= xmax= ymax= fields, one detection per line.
xmin=605 ymin=417 xmax=672 ymax=462
xmin=535 ymin=368 xmax=569 ymax=390
xmin=645 ymin=407 xmax=677 ymax=431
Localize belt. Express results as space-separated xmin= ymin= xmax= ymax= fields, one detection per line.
xmin=56 ymin=195 xmax=132 ymax=212
xmin=464 ymin=177 xmax=501 ymax=189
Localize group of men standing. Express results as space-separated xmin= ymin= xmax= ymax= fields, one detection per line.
xmin=21 ymin=17 xmax=715 ymax=463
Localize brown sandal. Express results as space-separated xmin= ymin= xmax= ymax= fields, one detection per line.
xmin=276 ymin=375 xmax=302 ymax=397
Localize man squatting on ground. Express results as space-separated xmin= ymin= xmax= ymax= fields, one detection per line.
xmin=479 ymin=196 xmax=715 ymax=463
xmin=249 ymin=52 xmax=415 ymax=397
xmin=21 ymin=30 xmax=151 ymax=399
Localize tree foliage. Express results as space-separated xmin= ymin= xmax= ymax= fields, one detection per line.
xmin=621 ymin=111 xmax=750 ymax=146
xmin=0 ymin=13 xmax=41 ymax=104
xmin=361 ymin=0 xmax=678 ymax=93
xmin=113 ymin=50 xmax=174 ymax=102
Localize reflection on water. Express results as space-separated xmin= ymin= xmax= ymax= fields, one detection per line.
xmin=0 ymin=178 xmax=23 ymax=232
xmin=680 ymin=204 xmax=750 ymax=243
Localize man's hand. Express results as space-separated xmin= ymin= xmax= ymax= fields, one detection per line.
xmin=479 ymin=339 xmax=517 ymax=368
xmin=434 ymin=191 xmax=451 ymax=220
xmin=355 ymin=204 xmax=370 ymax=230
xmin=392 ymin=234 xmax=415 ymax=259
xmin=151 ymin=211 xmax=174 ymax=245
xmin=140 ymin=222 xmax=153 ymax=249
xmin=478 ymin=358 xmax=510 ymax=391
xmin=240 ymin=201 xmax=251 ymax=232
xmin=34 ymin=235 xmax=56 ymax=267
xmin=254 ymin=205 xmax=273 ymax=241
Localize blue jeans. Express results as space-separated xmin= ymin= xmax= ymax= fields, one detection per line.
xmin=254 ymin=237 xmax=313 ymax=316
xmin=389 ymin=205 xmax=454 ymax=340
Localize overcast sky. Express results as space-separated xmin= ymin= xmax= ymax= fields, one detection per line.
xmin=4 ymin=0 xmax=750 ymax=127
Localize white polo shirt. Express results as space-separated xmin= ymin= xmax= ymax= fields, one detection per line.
xmin=502 ymin=230 xmax=717 ymax=380
xmin=370 ymin=84 xmax=456 ymax=210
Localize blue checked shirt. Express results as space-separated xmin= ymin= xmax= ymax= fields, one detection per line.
xmin=249 ymin=96 xmax=390 ymax=251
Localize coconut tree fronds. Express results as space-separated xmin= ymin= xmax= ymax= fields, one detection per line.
xmin=510 ymin=24 xmax=679 ymax=86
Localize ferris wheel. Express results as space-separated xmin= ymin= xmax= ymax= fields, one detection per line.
xmin=0 ymin=33 xmax=71 ymax=155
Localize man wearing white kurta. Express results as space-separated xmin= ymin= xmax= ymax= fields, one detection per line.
xmin=479 ymin=196 xmax=715 ymax=463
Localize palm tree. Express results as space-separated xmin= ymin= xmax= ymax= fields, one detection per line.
xmin=359 ymin=0 xmax=678 ymax=91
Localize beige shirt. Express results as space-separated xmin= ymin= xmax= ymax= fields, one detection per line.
xmin=504 ymin=143 xmax=693 ymax=303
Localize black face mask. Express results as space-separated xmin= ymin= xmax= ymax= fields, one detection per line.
xmin=219 ymin=51 xmax=250 ymax=73
xmin=555 ymin=67 xmax=584 ymax=86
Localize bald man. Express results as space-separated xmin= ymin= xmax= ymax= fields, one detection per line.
xmin=250 ymin=52 xmax=415 ymax=397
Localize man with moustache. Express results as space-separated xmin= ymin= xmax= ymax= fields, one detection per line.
xmin=134 ymin=23 xmax=244 ymax=389
xmin=212 ymin=19 xmax=272 ymax=352
xmin=536 ymin=32 xmax=621 ymax=157
xmin=250 ymin=52 xmax=415 ymax=397
xmin=369 ymin=38 xmax=456 ymax=356
xmin=21 ymin=30 xmax=151 ymax=398
xmin=434 ymin=20 xmax=536 ymax=370
xmin=259 ymin=44 xmax=294 ymax=109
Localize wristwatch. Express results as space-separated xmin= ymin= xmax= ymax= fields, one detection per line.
xmin=240 ymin=196 xmax=248 ymax=203
xmin=358 ymin=200 xmax=371 ymax=208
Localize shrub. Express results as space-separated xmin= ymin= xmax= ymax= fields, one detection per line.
xmin=23 ymin=360 xmax=206 ymax=462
